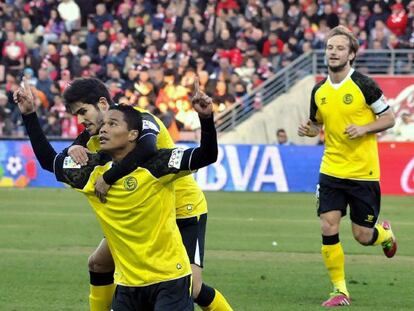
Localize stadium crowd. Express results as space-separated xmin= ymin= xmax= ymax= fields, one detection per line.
xmin=0 ymin=0 xmax=413 ymax=139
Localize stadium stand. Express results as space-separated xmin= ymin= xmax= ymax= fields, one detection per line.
xmin=0 ymin=0 xmax=413 ymax=141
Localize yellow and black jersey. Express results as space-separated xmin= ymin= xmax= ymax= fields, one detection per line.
xmin=21 ymin=111 xmax=218 ymax=287
xmin=55 ymin=150 xmax=192 ymax=286
xmin=310 ymin=69 xmax=389 ymax=180
xmin=137 ymin=109 xmax=207 ymax=219
xmin=74 ymin=109 xmax=207 ymax=219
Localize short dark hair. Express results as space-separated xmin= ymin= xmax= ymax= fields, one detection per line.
xmin=63 ymin=78 xmax=113 ymax=111
xmin=108 ymin=105 xmax=142 ymax=133
xmin=277 ymin=128 xmax=286 ymax=135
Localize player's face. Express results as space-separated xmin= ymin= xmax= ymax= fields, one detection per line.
xmin=325 ymin=35 xmax=354 ymax=72
xmin=98 ymin=110 xmax=135 ymax=153
xmin=71 ymin=102 xmax=104 ymax=135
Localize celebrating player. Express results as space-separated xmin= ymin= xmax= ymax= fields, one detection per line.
xmin=14 ymin=78 xmax=217 ymax=310
xmin=298 ymin=26 xmax=397 ymax=307
xmin=63 ymin=77 xmax=232 ymax=311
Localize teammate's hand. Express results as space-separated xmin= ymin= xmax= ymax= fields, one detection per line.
xmin=344 ymin=124 xmax=367 ymax=139
xmin=13 ymin=77 xmax=36 ymax=115
xmin=191 ymin=77 xmax=213 ymax=118
xmin=94 ymin=176 xmax=110 ymax=203
xmin=68 ymin=145 xmax=91 ymax=166
xmin=298 ymin=119 xmax=320 ymax=137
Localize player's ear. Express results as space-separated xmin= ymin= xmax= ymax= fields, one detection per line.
xmin=348 ymin=52 xmax=355 ymax=63
xmin=97 ymin=97 xmax=109 ymax=112
xmin=128 ymin=130 xmax=139 ymax=142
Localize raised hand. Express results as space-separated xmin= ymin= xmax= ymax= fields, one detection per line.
xmin=13 ymin=77 xmax=36 ymax=115
xmin=191 ymin=77 xmax=213 ymax=118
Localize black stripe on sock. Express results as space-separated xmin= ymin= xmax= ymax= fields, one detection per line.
xmin=322 ymin=234 xmax=339 ymax=245
xmin=89 ymin=271 xmax=114 ymax=286
xmin=368 ymin=227 xmax=379 ymax=245
xmin=194 ymin=283 xmax=216 ymax=307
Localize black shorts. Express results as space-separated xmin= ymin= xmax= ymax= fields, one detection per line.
xmin=111 ymin=275 xmax=193 ymax=311
xmin=317 ymin=173 xmax=381 ymax=228
xmin=176 ymin=213 xmax=207 ymax=268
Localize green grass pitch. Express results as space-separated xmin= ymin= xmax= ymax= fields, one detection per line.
xmin=0 ymin=188 xmax=413 ymax=310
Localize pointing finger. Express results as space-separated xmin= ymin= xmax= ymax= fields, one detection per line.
xmin=193 ymin=76 xmax=200 ymax=96
xmin=22 ymin=76 xmax=30 ymax=92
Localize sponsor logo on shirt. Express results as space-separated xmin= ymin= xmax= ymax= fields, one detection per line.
xmin=168 ymin=148 xmax=184 ymax=169
xmin=123 ymin=176 xmax=138 ymax=191
xmin=343 ymin=94 xmax=353 ymax=104
xmin=365 ymin=215 xmax=374 ymax=223
xmin=63 ymin=156 xmax=81 ymax=169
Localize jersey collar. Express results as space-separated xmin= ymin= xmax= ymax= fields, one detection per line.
xmin=327 ymin=68 xmax=354 ymax=90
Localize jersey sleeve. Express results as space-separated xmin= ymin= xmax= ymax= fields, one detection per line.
xmin=309 ymin=79 xmax=325 ymax=123
xmin=21 ymin=112 xmax=107 ymax=189
xmin=143 ymin=115 xmax=218 ymax=181
xmin=141 ymin=112 xmax=161 ymax=141
xmin=54 ymin=152 xmax=108 ymax=189
xmin=352 ymin=71 xmax=389 ymax=115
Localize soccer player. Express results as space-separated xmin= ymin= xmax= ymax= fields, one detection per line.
xmin=62 ymin=78 xmax=233 ymax=311
xmin=14 ymin=79 xmax=217 ymax=310
xmin=298 ymin=25 xmax=397 ymax=307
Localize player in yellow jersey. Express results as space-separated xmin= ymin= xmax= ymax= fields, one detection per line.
xmin=298 ymin=26 xmax=397 ymax=307
xmin=62 ymin=78 xmax=232 ymax=311
xmin=14 ymin=79 xmax=218 ymax=310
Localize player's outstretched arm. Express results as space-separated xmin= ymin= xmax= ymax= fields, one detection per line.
xmin=182 ymin=77 xmax=217 ymax=170
xmin=13 ymin=79 xmax=58 ymax=173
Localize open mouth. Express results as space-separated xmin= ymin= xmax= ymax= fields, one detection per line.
xmin=99 ymin=136 xmax=109 ymax=144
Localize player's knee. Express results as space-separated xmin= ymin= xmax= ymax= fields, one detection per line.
xmin=88 ymin=254 xmax=114 ymax=273
xmin=321 ymin=220 xmax=339 ymax=236
xmin=353 ymin=230 xmax=372 ymax=245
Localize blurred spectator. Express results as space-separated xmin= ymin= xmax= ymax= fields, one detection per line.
xmin=320 ymin=3 xmax=339 ymax=29
xmin=0 ymin=0 xmax=413 ymax=139
xmin=276 ymin=128 xmax=291 ymax=145
xmin=386 ymin=3 xmax=408 ymax=37
xmin=94 ymin=3 xmax=114 ymax=30
xmin=262 ymin=32 xmax=284 ymax=57
xmin=175 ymin=98 xmax=200 ymax=131
xmin=394 ymin=112 xmax=414 ymax=141
xmin=23 ymin=67 xmax=37 ymax=86
xmin=0 ymin=91 xmax=13 ymax=136
xmin=42 ymin=8 xmax=65 ymax=48
xmin=156 ymin=101 xmax=179 ymax=142
xmin=2 ymin=31 xmax=27 ymax=74
xmin=43 ymin=112 xmax=62 ymax=136
xmin=57 ymin=0 xmax=81 ymax=32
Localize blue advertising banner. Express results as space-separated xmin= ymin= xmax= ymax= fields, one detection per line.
xmin=0 ymin=140 xmax=323 ymax=192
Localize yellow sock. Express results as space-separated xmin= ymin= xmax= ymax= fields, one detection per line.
xmin=373 ymin=224 xmax=392 ymax=245
xmin=321 ymin=242 xmax=349 ymax=297
xmin=201 ymin=289 xmax=233 ymax=311
xmin=89 ymin=283 xmax=116 ymax=311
